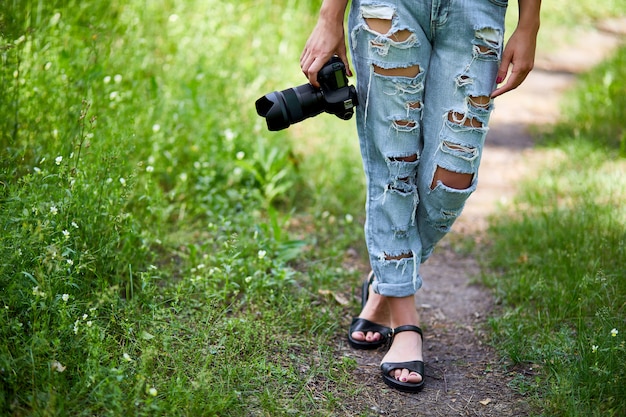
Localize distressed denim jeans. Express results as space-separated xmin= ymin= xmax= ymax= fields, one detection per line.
xmin=348 ymin=0 xmax=508 ymax=297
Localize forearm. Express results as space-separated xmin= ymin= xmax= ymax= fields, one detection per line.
xmin=318 ymin=0 xmax=350 ymax=23
xmin=517 ymin=0 xmax=541 ymax=34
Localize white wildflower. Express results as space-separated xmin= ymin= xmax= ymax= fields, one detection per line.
xmin=147 ymin=387 xmax=158 ymax=397
xmin=146 ymin=165 xmax=154 ymax=173
xmin=32 ymin=286 xmax=46 ymax=298
xmin=114 ymin=74 xmax=122 ymax=83
xmin=49 ymin=13 xmax=61 ymax=26
xmin=62 ymin=293 xmax=70 ymax=302
xmin=55 ymin=156 xmax=63 ymax=165
xmin=258 ymin=250 xmax=267 ymax=260
xmin=224 ymin=129 xmax=236 ymax=141
xmin=51 ymin=360 xmax=66 ymax=373
xmin=103 ymin=75 xmax=111 ymax=84
xmin=152 ymin=124 xmax=161 ymax=133
xmin=236 ymin=151 xmax=245 ymax=160
xmin=62 ymin=229 xmax=70 ymax=239
xmin=611 ymin=328 xmax=618 ymax=337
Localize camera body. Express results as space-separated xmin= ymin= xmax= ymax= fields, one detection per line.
xmin=255 ymin=56 xmax=358 ymax=131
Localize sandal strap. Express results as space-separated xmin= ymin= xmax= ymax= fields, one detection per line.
xmin=361 ymin=271 xmax=376 ymax=309
xmin=392 ymin=325 xmax=422 ymax=337
xmin=350 ymin=318 xmax=392 ymax=337
xmin=381 ymin=360 xmax=424 ymax=376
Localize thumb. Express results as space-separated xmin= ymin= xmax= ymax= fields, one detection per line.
xmin=495 ymin=49 xmax=512 ymax=84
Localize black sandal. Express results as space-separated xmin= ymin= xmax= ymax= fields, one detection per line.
xmin=347 ymin=272 xmax=392 ymax=350
xmin=380 ymin=325 xmax=425 ymax=392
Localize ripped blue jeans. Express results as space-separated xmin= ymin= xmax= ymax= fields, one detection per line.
xmin=348 ymin=0 xmax=507 ymax=297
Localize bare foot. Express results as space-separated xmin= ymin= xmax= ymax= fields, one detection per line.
xmin=382 ymin=295 xmax=424 ymax=385
xmin=381 ymin=328 xmax=423 ymax=384
xmin=351 ymin=283 xmax=391 ymax=343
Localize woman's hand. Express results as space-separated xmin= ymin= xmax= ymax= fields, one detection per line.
xmin=491 ymin=27 xmax=538 ymax=98
xmin=300 ymin=0 xmax=351 ymax=88
xmin=491 ymin=0 xmax=541 ymax=98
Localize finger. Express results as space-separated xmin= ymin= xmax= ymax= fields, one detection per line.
xmin=300 ymin=54 xmax=318 ymax=85
xmin=491 ymin=70 xmax=527 ymax=98
xmin=337 ymin=50 xmax=352 ymax=77
xmin=495 ymin=59 xmax=511 ymax=86
xmin=300 ymin=49 xmax=309 ymax=68
xmin=306 ymin=57 xmax=326 ymax=88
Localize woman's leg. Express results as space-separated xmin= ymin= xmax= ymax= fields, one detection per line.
xmin=348 ymin=0 xmax=432 ymax=300
xmin=384 ymin=296 xmax=423 ymax=383
xmin=348 ymin=0 xmax=507 ymax=385
xmin=347 ymin=0 xmax=432 ymax=378
xmin=417 ymin=0 xmax=508 ymax=261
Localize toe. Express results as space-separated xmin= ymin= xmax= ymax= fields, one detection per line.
xmin=365 ymin=331 xmax=381 ymax=342
xmin=399 ymin=368 xmax=411 ymax=382
xmin=351 ymin=331 xmax=366 ymax=342
xmin=407 ymin=370 xmax=422 ymax=384
xmin=388 ymin=368 xmax=422 ymax=383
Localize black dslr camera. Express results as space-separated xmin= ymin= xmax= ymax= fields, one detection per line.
xmin=255 ymin=56 xmax=358 ymax=131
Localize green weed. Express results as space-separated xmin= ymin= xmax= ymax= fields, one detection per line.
xmin=1 ymin=0 xmax=364 ymax=415
xmin=485 ymin=47 xmax=626 ymax=416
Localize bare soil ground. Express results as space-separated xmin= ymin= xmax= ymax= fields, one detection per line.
xmin=334 ymin=21 xmax=625 ymax=417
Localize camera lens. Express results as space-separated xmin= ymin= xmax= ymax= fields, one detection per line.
xmin=255 ymin=84 xmax=325 ymax=131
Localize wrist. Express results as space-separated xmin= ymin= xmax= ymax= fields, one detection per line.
xmin=319 ymin=0 xmax=348 ymax=23
xmin=517 ymin=0 xmax=541 ymax=34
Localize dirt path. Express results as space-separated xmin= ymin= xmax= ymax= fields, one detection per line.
xmin=338 ymin=22 xmax=625 ymax=416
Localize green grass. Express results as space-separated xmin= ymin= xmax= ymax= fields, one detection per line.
xmin=505 ymin=0 xmax=625 ymax=49
xmin=2 ymin=0 xmax=626 ymax=415
xmin=484 ymin=45 xmax=626 ymax=416
xmin=1 ymin=1 xmax=368 ymax=415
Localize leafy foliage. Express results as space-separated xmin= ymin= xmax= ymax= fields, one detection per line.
xmin=485 ymin=47 xmax=626 ymax=417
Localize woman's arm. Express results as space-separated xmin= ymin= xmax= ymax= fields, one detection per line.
xmin=491 ymin=0 xmax=541 ymax=98
xmin=300 ymin=0 xmax=351 ymax=87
